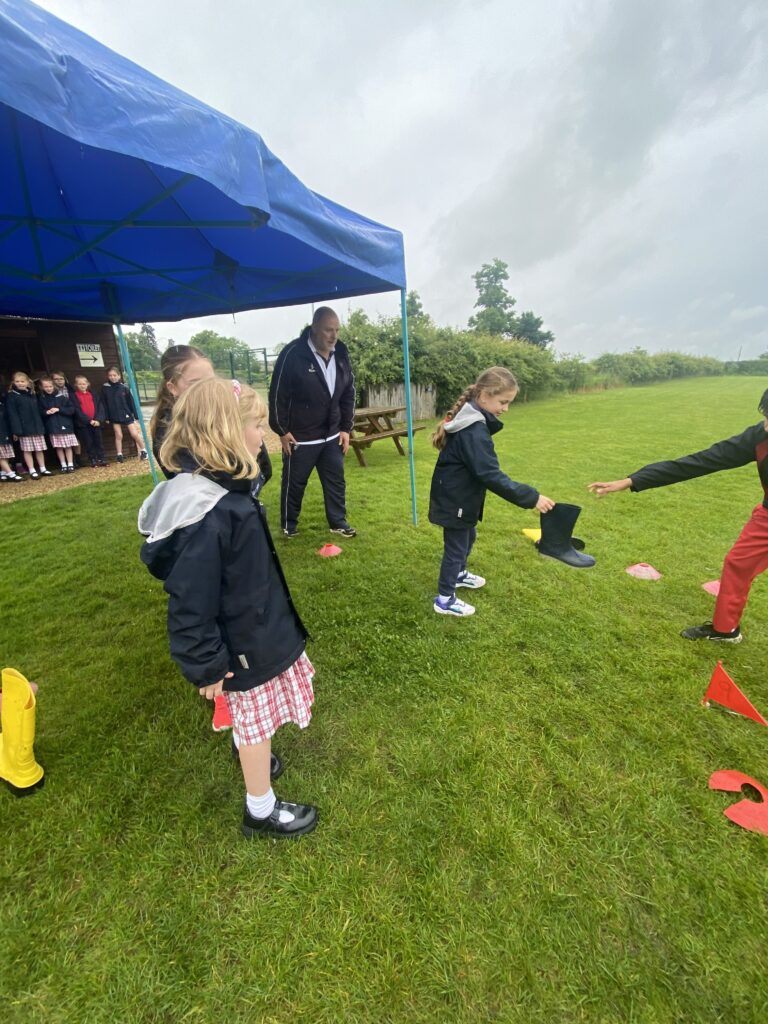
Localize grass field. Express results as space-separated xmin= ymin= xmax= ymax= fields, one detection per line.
xmin=2 ymin=376 xmax=767 ymax=1023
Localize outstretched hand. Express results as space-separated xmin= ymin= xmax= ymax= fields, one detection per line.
xmin=587 ymin=478 xmax=632 ymax=497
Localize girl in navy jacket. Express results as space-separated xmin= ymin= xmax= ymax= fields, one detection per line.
xmin=5 ymin=372 xmax=51 ymax=478
xmin=0 ymin=389 xmax=23 ymax=481
xmin=101 ymin=366 xmax=147 ymax=463
xmin=429 ymin=366 xmax=555 ymax=617
xmin=38 ymin=376 xmax=78 ymax=472
xmin=138 ymin=377 xmax=317 ymax=839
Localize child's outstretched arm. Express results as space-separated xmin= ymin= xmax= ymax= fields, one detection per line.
xmin=588 ymin=478 xmax=633 ymax=497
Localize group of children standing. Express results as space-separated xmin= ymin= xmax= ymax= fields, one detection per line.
xmin=0 ymin=366 xmax=148 ymax=481
xmin=137 ymin=341 xmax=768 ymax=842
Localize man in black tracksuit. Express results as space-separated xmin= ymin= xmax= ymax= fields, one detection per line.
xmin=268 ymin=307 xmax=356 ymax=538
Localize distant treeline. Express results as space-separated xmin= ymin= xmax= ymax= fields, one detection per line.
xmin=340 ymin=309 xmax=768 ymax=413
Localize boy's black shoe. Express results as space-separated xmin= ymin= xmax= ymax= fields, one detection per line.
xmin=116 ymin=453 xmax=124 ymax=463
xmin=681 ymin=621 xmax=742 ymax=643
xmin=230 ymin=738 xmax=284 ymax=780
xmin=330 ymin=524 xmax=357 ymax=538
xmin=282 ymin=526 xmax=299 ymax=538
xmin=241 ymin=798 xmax=318 ymax=838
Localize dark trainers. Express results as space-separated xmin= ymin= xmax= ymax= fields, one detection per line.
xmin=139 ymin=449 xmax=148 ymax=461
xmin=230 ymin=738 xmax=284 ymax=780
xmin=330 ymin=524 xmax=357 ymax=538
xmin=680 ymin=621 xmax=742 ymax=643
xmin=282 ymin=525 xmax=299 ymax=538
xmin=116 ymin=453 xmax=125 ymax=463
xmin=241 ymin=798 xmax=318 ymax=838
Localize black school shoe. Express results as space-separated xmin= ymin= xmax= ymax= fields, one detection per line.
xmin=230 ymin=738 xmax=284 ymax=780
xmin=680 ymin=621 xmax=742 ymax=643
xmin=242 ymin=798 xmax=318 ymax=838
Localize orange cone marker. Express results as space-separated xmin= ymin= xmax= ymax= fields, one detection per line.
xmin=702 ymin=661 xmax=768 ymax=726
xmin=317 ymin=543 xmax=342 ymax=558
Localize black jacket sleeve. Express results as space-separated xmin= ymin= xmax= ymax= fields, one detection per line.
xmin=6 ymin=394 xmax=21 ymax=436
xmin=338 ymin=347 xmax=355 ymax=433
xmin=163 ymin=519 xmax=231 ymax=687
xmin=126 ymin=386 xmax=138 ymax=418
xmin=462 ymin=425 xmax=539 ymax=508
xmin=630 ymin=426 xmax=757 ymax=492
xmin=268 ymin=345 xmax=292 ymax=436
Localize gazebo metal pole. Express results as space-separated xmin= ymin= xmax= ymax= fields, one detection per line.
xmin=113 ymin=321 xmax=159 ymax=486
xmin=400 ymin=288 xmax=417 ymax=525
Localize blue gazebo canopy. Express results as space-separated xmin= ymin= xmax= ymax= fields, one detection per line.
xmin=0 ymin=0 xmax=406 ymax=323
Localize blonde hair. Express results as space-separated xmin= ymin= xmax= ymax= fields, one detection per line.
xmin=12 ymin=371 xmax=34 ymax=391
xmin=432 ymin=366 xmax=518 ymax=450
xmin=159 ymin=377 xmax=265 ymax=479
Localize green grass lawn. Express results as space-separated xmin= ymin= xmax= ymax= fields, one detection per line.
xmin=2 ymin=376 xmax=767 ymax=1023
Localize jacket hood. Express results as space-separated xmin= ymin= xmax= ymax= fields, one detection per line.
xmin=444 ymin=401 xmax=502 ymax=434
xmin=138 ymin=474 xmax=228 ymax=546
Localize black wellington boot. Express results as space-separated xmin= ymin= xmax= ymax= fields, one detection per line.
xmin=538 ymin=503 xmax=596 ymax=568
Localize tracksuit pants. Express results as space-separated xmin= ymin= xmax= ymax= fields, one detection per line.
xmin=713 ymin=504 xmax=768 ymax=632
xmin=280 ymin=439 xmax=347 ymax=531
xmin=438 ymin=526 xmax=477 ymax=597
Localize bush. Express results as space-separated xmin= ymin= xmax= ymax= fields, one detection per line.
xmin=724 ymin=359 xmax=768 ymax=376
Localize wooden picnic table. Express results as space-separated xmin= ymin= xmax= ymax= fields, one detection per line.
xmin=349 ymin=405 xmax=424 ymax=467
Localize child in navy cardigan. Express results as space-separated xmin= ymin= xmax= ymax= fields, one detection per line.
xmin=101 ymin=366 xmax=148 ymax=463
xmin=38 ymin=376 xmax=78 ymax=472
xmin=5 ymin=372 xmax=51 ymax=478
xmin=138 ymin=377 xmax=317 ymax=839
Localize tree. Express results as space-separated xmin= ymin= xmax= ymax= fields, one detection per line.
xmin=125 ymin=323 xmax=161 ymax=370
xmin=468 ymin=258 xmax=517 ymax=337
xmin=405 ymin=290 xmax=426 ymax=321
xmin=187 ymin=329 xmax=253 ymax=370
xmin=468 ymin=259 xmax=554 ymax=347
xmin=512 ymin=310 xmax=554 ymax=349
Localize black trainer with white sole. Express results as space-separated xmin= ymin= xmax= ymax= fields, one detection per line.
xmin=680 ymin=621 xmax=742 ymax=643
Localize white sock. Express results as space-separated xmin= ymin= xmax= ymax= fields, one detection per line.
xmin=245 ymin=788 xmax=295 ymax=824
xmin=437 ymin=594 xmax=453 ymax=606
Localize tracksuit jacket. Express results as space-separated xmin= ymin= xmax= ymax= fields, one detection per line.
xmin=268 ymin=327 xmax=355 ymax=441
xmin=5 ymin=386 xmax=45 ymax=437
xmin=428 ymin=402 xmax=539 ymax=528
xmin=100 ymin=380 xmax=137 ymax=423
xmin=629 ymin=422 xmax=768 ymax=508
xmin=138 ymin=469 xmax=307 ymax=691
xmin=38 ymin=391 xmax=76 ymax=436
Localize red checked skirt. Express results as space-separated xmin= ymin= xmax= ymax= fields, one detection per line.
xmin=224 ymin=652 xmax=314 ymax=745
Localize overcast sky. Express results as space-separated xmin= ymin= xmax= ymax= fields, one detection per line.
xmin=37 ymin=0 xmax=768 ymax=359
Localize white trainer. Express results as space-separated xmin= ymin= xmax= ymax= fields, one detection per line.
xmin=456 ymin=571 xmax=486 ymax=589
xmin=433 ymin=596 xmax=475 ymax=617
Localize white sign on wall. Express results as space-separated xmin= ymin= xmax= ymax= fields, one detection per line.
xmin=76 ymin=343 xmax=104 ymax=367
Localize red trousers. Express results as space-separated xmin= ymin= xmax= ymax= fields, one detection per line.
xmin=713 ymin=504 xmax=768 ymax=632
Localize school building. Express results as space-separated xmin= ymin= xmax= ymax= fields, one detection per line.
xmin=0 ymin=317 xmax=119 ymax=389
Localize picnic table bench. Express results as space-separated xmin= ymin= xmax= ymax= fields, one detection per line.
xmin=349 ymin=405 xmax=424 ymax=467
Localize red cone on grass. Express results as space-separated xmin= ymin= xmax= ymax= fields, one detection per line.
xmin=317 ymin=543 xmax=342 ymax=558
xmin=708 ymin=770 xmax=768 ymax=835
xmin=701 ymin=661 xmax=768 ymax=726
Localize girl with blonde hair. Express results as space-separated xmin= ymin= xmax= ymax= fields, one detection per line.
xmin=139 ymin=378 xmax=317 ymax=838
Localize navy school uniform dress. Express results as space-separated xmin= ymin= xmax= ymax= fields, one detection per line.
xmin=428 ymin=402 xmax=539 ymax=597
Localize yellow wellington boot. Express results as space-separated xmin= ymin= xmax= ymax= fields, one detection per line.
xmin=0 ymin=667 xmax=44 ymax=794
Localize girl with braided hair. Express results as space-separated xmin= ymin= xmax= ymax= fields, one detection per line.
xmin=429 ymin=367 xmax=555 ymax=617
